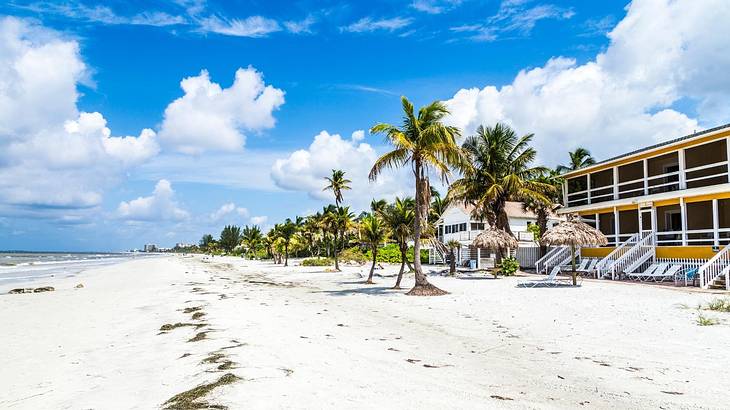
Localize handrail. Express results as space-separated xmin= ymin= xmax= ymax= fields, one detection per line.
xmin=596 ymin=233 xmax=640 ymax=277
xmin=609 ymin=232 xmax=655 ymax=279
xmin=535 ymin=247 xmax=561 ymax=274
xmin=538 ymin=246 xmax=571 ymax=275
xmin=699 ymin=244 xmax=730 ymax=289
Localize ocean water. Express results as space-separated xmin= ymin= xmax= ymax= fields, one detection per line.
xmin=0 ymin=252 xmax=150 ymax=285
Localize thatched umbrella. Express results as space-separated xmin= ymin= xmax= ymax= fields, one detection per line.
xmin=541 ymin=214 xmax=607 ymax=285
xmin=472 ymin=228 xmax=519 ymax=276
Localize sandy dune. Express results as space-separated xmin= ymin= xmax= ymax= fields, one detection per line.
xmin=1 ymin=255 xmax=729 ymax=409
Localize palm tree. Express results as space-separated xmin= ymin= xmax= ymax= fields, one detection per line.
xmin=448 ymin=123 xmax=552 ymax=237
xmin=301 ymin=216 xmax=320 ymax=257
xmin=370 ymin=96 xmax=465 ymax=296
xmin=522 ymin=170 xmax=563 ymax=257
xmin=219 ymin=225 xmax=242 ymax=253
xmin=361 ymin=214 xmax=389 ymax=284
xmin=241 ymin=225 xmax=263 ymax=259
xmin=382 ymin=197 xmax=415 ymax=289
xmin=276 ymin=219 xmax=298 ymax=266
xmin=323 ymin=169 xmax=351 ymax=207
xmin=557 ymin=147 xmax=595 ymax=173
xmin=370 ymin=198 xmax=388 ymax=216
xmin=199 ymin=234 xmax=214 ymax=251
xmin=325 ymin=206 xmax=354 ymax=271
xmin=429 ymin=194 xmax=450 ymax=223
xmin=446 ymin=239 xmax=461 ymax=276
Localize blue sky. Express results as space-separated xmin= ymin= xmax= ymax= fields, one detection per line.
xmin=0 ymin=0 xmax=727 ymax=251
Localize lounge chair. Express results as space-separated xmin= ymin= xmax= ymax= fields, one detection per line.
xmin=578 ymin=258 xmax=598 ymax=278
xmin=575 ymin=258 xmax=590 ymax=272
xmin=626 ymin=263 xmax=666 ymax=281
xmin=518 ymin=265 xmax=575 ymax=287
xmin=647 ymin=264 xmax=682 ymax=282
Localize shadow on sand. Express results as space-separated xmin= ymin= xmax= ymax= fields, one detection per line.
xmin=315 ymin=285 xmax=403 ymax=296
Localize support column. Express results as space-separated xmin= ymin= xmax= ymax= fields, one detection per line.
xmin=678 ymin=148 xmax=687 ymax=190
xmin=477 ymin=247 xmax=481 ymax=269
xmin=613 ymin=208 xmax=620 ymax=245
xmin=587 ymin=173 xmax=592 ymax=204
xmin=612 ymin=167 xmax=619 ymax=200
xmin=713 ymin=199 xmax=720 ymax=247
xmin=643 ymin=159 xmax=649 ymax=196
xmin=680 ymin=197 xmax=688 ymax=246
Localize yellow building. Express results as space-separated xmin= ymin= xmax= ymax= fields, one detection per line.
xmin=555 ymin=123 xmax=730 ymax=289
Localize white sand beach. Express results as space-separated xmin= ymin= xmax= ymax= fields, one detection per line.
xmin=1 ymin=255 xmax=729 ymax=409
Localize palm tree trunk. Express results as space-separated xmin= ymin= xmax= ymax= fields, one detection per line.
xmin=449 ymin=249 xmax=456 ymax=275
xmin=571 ymin=244 xmax=577 ymax=286
xmin=393 ymin=244 xmax=407 ymax=289
xmin=334 ymin=230 xmax=340 ymax=271
xmin=366 ymin=248 xmax=376 ymax=284
xmin=538 ymin=209 xmax=548 ymax=257
xmin=284 ymin=243 xmax=289 ymax=267
xmin=407 ymin=160 xmax=447 ymax=296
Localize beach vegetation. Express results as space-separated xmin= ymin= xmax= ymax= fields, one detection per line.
xmin=361 ymin=214 xmax=389 ymax=284
xmin=241 ymin=225 xmax=263 ymax=259
xmin=557 ymin=147 xmax=595 ymax=174
xmin=323 ymin=169 xmax=351 ymax=207
xmin=381 ymin=196 xmax=415 ymax=288
xmin=219 ymin=225 xmax=242 ymax=253
xmin=339 ymin=247 xmax=369 ymax=264
xmin=498 ymin=257 xmax=520 ymax=276
xmin=697 ymin=312 xmax=719 ymax=326
xmin=370 ymin=96 xmax=466 ymax=296
xmin=446 ymin=239 xmax=460 ymax=275
xmin=705 ymin=298 xmax=730 ymax=312
xmin=301 ymin=257 xmax=334 ymax=266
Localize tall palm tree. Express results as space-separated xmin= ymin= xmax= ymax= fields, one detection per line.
xmin=522 ymin=170 xmax=562 ymax=257
xmin=324 ymin=206 xmax=354 ymax=271
xmin=276 ymin=219 xmax=298 ymax=267
xmin=382 ymin=197 xmax=415 ymax=289
xmin=370 ymin=96 xmax=465 ymax=296
xmin=241 ymin=225 xmax=263 ymax=259
xmin=361 ymin=214 xmax=389 ymax=284
xmin=323 ymin=169 xmax=351 ymax=207
xmin=370 ymin=198 xmax=388 ymax=216
xmin=557 ymin=147 xmax=595 ymax=173
xmin=448 ymin=123 xmax=552 ymax=237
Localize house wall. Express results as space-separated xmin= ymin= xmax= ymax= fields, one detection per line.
xmin=581 ymin=246 xmax=717 ymax=259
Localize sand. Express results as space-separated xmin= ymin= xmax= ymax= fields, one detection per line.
xmin=1 ymin=255 xmax=729 ymax=409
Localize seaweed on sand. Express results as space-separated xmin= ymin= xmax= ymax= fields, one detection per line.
xmin=160 ymin=323 xmax=205 ymax=332
xmin=183 ymin=306 xmax=203 ymax=314
xmin=192 ymin=312 xmax=206 ymax=320
xmin=163 ymin=373 xmax=240 ymax=409
xmin=188 ymin=331 xmax=209 ymax=342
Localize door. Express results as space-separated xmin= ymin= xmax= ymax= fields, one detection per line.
xmin=638 ymin=206 xmax=655 ymax=237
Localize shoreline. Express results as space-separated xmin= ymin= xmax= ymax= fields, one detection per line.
xmin=1 ymin=255 xmax=729 ymax=409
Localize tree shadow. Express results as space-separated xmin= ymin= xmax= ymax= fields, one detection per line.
xmin=315 ymin=286 xmax=402 ymax=296
xmin=457 ymin=276 xmax=498 ymax=281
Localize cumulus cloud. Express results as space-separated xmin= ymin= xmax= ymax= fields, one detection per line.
xmin=444 ymin=0 xmax=730 ymax=165
xmin=210 ymin=202 xmax=249 ymax=221
xmin=158 ymin=68 xmax=285 ymax=154
xmin=271 ymin=130 xmax=411 ymax=210
xmin=117 ymin=179 xmax=189 ymax=221
xmin=0 ymin=17 xmax=160 ymax=212
xmin=250 ymin=215 xmax=268 ymax=225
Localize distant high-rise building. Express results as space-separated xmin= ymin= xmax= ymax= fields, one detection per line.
xmin=143 ymin=243 xmax=158 ymax=252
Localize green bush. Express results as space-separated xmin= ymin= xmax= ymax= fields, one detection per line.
xmin=363 ymin=244 xmax=429 ymax=264
xmin=339 ymin=247 xmax=369 ymax=263
xmin=301 ymin=257 xmax=334 ymax=266
xmin=498 ymin=257 xmax=520 ymax=276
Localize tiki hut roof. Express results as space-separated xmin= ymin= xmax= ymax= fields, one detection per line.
xmin=541 ymin=214 xmax=608 ymax=247
xmin=472 ymin=228 xmax=518 ymax=250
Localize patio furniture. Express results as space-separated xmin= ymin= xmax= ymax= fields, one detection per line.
xmin=626 ymin=263 xmax=661 ymax=281
xmin=648 ymin=264 xmax=682 ymax=282
xmin=518 ymin=265 xmax=575 ymax=287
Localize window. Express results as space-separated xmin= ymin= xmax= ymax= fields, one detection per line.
xmin=618 ymin=209 xmax=639 ymax=236
xmin=470 ymin=222 xmax=485 ymax=230
xmin=445 ymin=225 xmax=451 ymax=234
xmin=567 ymin=175 xmax=588 ymax=207
xmin=618 ymin=161 xmax=645 ymax=199
xmin=589 ymin=169 xmax=614 ymax=203
xmin=598 ymin=213 xmax=615 ymax=235
xmin=656 ymin=204 xmax=682 ymax=246
xmin=460 ymin=223 xmax=467 ymax=232
xmin=686 ymin=201 xmax=713 ymax=245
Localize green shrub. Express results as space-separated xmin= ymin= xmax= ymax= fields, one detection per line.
xmin=697 ymin=312 xmax=719 ymax=326
xmin=301 ymin=257 xmax=334 ymax=266
xmin=498 ymin=257 xmax=520 ymax=276
xmin=339 ymin=247 xmax=369 ymax=263
xmin=363 ymin=244 xmax=429 ymax=264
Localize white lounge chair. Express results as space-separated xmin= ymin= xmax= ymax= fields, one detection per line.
xmin=584 ymin=259 xmax=598 ymax=275
xmin=519 ymin=265 xmax=574 ymax=287
xmin=626 ymin=263 xmax=665 ymax=281
xmin=647 ymin=264 xmax=682 ymax=282
xmin=575 ymin=258 xmax=590 ymax=272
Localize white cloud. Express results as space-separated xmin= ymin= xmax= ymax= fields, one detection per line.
xmin=158 ymin=68 xmax=285 ymax=154
xmin=271 ymin=130 xmax=411 ymax=211
xmin=444 ymin=0 xmax=730 ymax=165
xmin=284 ymin=16 xmax=316 ymax=34
xmin=0 ymin=17 xmax=160 ymax=212
xmin=210 ymin=202 xmax=249 ymax=221
xmin=198 ymin=15 xmax=281 ymax=37
xmin=16 ymin=2 xmax=186 ymax=27
xmin=250 ymin=215 xmax=268 ymax=225
xmin=117 ymin=180 xmax=189 ymax=221
xmin=411 ymin=0 xmax=463 ymax=14
xmin=341 ymin=17 xmax=413 ymax=33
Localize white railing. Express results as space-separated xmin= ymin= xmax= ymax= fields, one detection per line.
xmin=699 ymin=244 xmax=730 ymax=289
xmin=535 ymin=246 xmax=572 ymax=274
xmin=535 ymin=246 xmax=562 ymax=273
xmin=596 ymin=233 xmax=640 ymax=278
xmin=515 ymin=246 xmax=549 ymax=269
xmin=609 ymin=232 xmax=656 ymax=279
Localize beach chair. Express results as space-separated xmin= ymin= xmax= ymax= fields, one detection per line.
xmin=575 ymin=258 xmax=590 ymax=272
xmin=578 ymin=258 xmax=598 ymax=278
xmin=648 ymin=264 xmax=682 ymax=282
xmin=680 ymin=268 xmax=699 ymax=287
xmin=626 ymin=263 xmax=665 ymax=281
xmin=518 ymin=265 xmax=571 ymax=287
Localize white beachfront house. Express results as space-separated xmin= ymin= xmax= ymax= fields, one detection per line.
xmin=429 ymin=201 xmax=562 ymax=268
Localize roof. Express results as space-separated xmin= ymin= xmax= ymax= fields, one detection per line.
xmin=441 ymin=201 xmax=561 ymax=222
xmin=562 ymin=122 xmax=730 ymax=178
